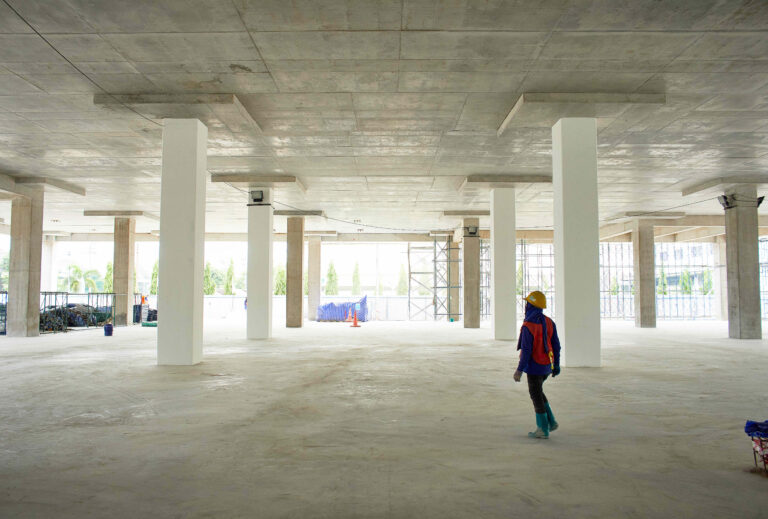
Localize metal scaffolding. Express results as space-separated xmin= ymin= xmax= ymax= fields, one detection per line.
xmin=480 ymin=238 xmax=491 ymax=320
xmin=407 ymin=242 xmax=435 ymax=320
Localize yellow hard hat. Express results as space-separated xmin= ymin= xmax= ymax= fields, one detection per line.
xmin=525 ymin=291 xmax=547 ymax=309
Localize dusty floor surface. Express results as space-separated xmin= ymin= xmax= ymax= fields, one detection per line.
xmin=1 ymin=319 xmax=767 ymax=518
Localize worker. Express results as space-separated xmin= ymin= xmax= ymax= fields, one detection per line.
xmin=513 ymin=291 xmax=561 ymax=439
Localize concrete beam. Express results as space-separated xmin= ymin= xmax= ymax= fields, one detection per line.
xmin=83 ymin=210 xmax=159 ymax=221
xmin=599 ymin=221 xmax=632 ymax=241
xmin=211 ymin=174 xmax=306 ymax=193
xmin=682 ymin=176 xmax=768 ymax=197
xmin=459 ymin=174 xmax=551 ymax=191
xmin=14 ymin=177 xmax=86 ymax=197
xmin=606 ymin=211 xmax=686 ymax=221
xmin=498 ymin=92 xmax=665 ymax=135
xmin=274 ymin=210 xmax=323 ymax=217
xmin=443 ymin=210 xmax=490 ymax=217
xmin=94 ymin=93 xmax=262 ymax=134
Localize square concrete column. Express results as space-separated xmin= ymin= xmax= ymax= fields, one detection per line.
xmin=307 ymin=236 xmax=321 ymax=321
xmin=157 ymin=119 xmax=207 ymax=365
xmin=491 ymin=188 xmax=516 ymax=340
xmin=724 ymin=185 xmax=762 ymax=339
xmin=112 ymin=217 xmax=136 ymax=326
xmin=286 ymin=216 xmax=304 ymax=327
xmin=247 ymin=191 xmax=273 ymax=339
xmin=7 ymin=188 xmax=44 ymax=337
xmin=552 ymin=118 xmax=601 ymax=367
xmin=448 ymin=237 xmax=461 ymax=321
xmin=631 ymin=220 xmax=656 ymax=328
xmin=40 ymin=235 xmax=55 ymax=292
xmin=462 ymin=217 xmax=480 ymax=329
xmin=714 ymin=235 xmax=728 ymax=320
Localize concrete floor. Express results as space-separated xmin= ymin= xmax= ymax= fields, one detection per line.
xmin=1 ymin=320 xmax=767 ymax=518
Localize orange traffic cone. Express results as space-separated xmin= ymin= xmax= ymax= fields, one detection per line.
xmin=345 ymin=309 xmax=353 ymax=322
xmin=350 ymin=310 xmax=361 ymax=328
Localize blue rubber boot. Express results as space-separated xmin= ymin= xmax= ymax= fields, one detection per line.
xmin=528 ymin=412 xmax=549 ymax=439
xmin=545 ymin=402 xmax=558 ymax=432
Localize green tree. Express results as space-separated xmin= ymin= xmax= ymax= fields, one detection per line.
xmin=150 ymin=260 xmax=158 ymax=295
xmin=211 ymin=267 xmax=226 ymax=289
xmin=351 ymin=262 xmax=361 ymax=295
xmin=234 ymin=272 xmax=246 ymax=290
xmin=67 ymin=265 xmax=83 ymax=292
xmin=224 ymin=259 xmax=234 ymax=295
xmin=657 ymin=268 xmax=668 ymax=295
xmin=679 ymin=269 xmax=693 ymax=295
xmin=700 ymin=269 xmax=713 ymax=295
xmin=274 ymin=265 xmax=286 ymax=295
xmin=325 ymin=262 xmax=338 ymax=295
xmin=610 ymin=275 xmax=619 ymax=296
xmin=104 ymin=262 xmax=113 ymax=293
xmin=396 ymin=264 xmax=408 ymax=296
xmin=203 ymin=262 xmax=216 ymax=295
xmin=516 ymin=262 xmax=524 ymax=295
xmin=83 ymin=269 xmax=101 ymax=293
xmin=304 ymin=271 xmax=309 ymax=295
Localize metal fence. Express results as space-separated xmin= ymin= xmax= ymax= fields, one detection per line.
xmin=655 ymin=242 xmax=717 ymax=319
xmin=516 ymin=241 xmax=556 ymax=319
xmin=760 ymin=238 xmax=768 ymax=317
xmin=599 ymin=242 xmax=635 ymax=319
xmin=39 ymin=292 xmax=69 ymax=333
xmin=0 ymin=291 xmax=6 ymax=335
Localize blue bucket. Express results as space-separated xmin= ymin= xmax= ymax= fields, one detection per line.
xmin=104 ymin=324 xmax=113 ymax=336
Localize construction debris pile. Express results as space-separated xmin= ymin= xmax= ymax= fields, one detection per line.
xmin=317 ymin=296 xmax=369 ymax=322
xmin=39 ymin=304 xmax=114 ymax=333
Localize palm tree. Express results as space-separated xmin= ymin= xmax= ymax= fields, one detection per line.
xmin=83 ymin=269 xmax=101 ymax=293
xmin=67 ymin=265 xmax=83 ymax=292
xmin=104 ymin=262 xmax=113 ymax=292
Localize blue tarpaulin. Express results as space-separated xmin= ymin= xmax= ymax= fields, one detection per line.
xmin=317 ymin=296 xmax=369 ymax=322
xmin=745 ymin=420 xmax=768 ymax=438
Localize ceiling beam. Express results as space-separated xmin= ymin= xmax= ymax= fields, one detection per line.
xmin=459 ymin=174 xmax=551 ymax=191
xmin=211 ymin=174 xmax=306 ymax=193
xmin=83 ymin=210 xmax=159 ymax=221
xmin=497 ymin=92 xmax=665 ymax=135
xmin=681 ymin=175 xmax=768 ymax=197
xmin=15 ymin=177 xmax=86 ymax=197
xmin=443 ymin=210 xmax=490 ymax=217
xmin=273 ymin=209 xmax=323 ymax=217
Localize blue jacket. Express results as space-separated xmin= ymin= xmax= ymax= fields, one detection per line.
xmin=516 ymin=303 xmax=561 ymax=375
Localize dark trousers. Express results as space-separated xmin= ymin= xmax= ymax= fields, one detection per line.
xmin=527 ymin=374 xmax=549 ymax=414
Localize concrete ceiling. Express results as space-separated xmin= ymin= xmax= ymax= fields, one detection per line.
xmin=1 ymin=0 xmax=767 ymax=235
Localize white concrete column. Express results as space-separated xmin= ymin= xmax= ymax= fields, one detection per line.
xmin=286 ymin=216 xmax=304 ymax=327
xmin=491 ymin=188 xmax=516 ymax=340
xmin=463 ymin=217 xmax=480 ymax=329
xmin=553 ymin=118 xmax=601 ymax=367
xmin=714 ymin=235 xmax=728 ymax=320
xmin=247 ymin=190 xmax=273 ymax=339
xmin=724 ymin=185 xmax=762 ymax=339
xmin=157 ymin=119 xmax=207 ymax=365
xmin=7 ymin=187 xmax=43 ymax=337
xmin=40 ymin=235 xmax=55 ymax=292
xmin=448 ymin=237 xmax=461 ymax=321
xmin=113 ymin=217 xmax=136 ymax=326
xmin=307 ymin=236 xmax=321 ymax=321
xmin=631 ymin=220 xmax=656 ymax=328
